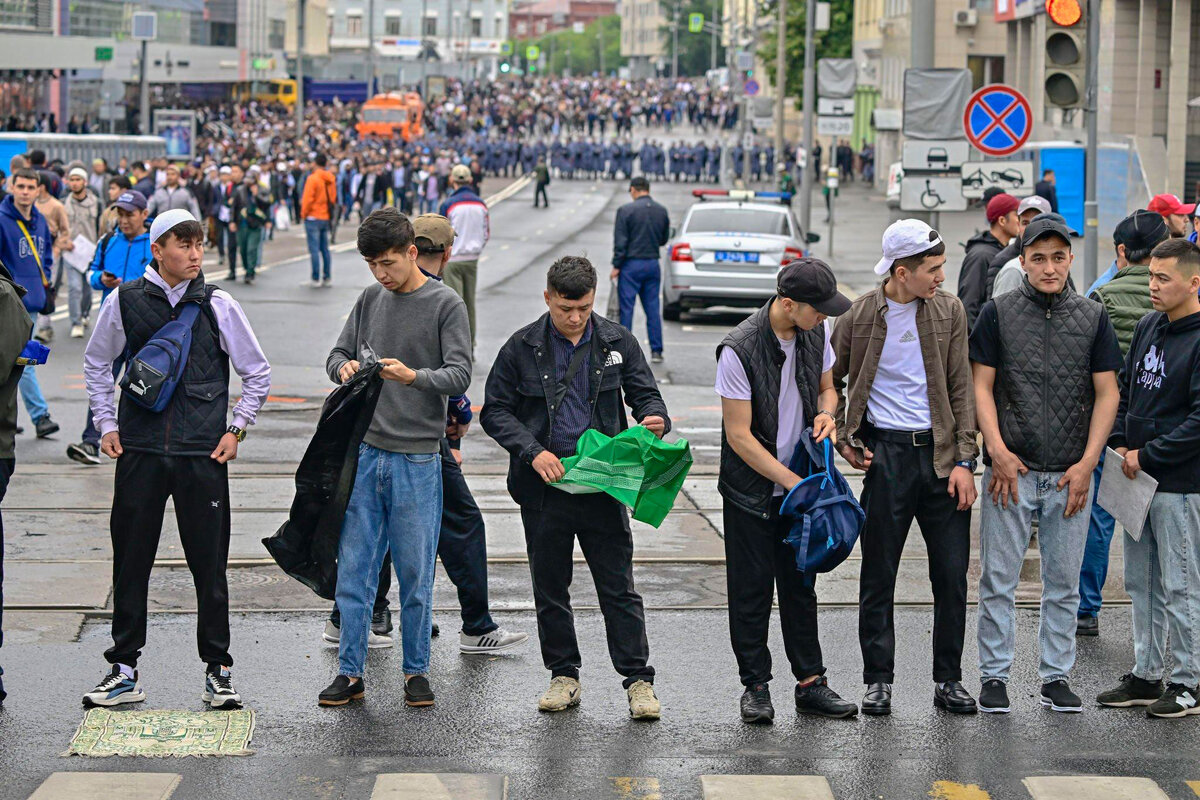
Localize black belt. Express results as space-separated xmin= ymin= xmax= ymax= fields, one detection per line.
xmin=867 ymin=426 xmax=933 ymax=447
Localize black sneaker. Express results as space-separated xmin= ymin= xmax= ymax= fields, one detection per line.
xmin=203 ymin=665 xmax=242 ymax=709
xmin=1097 ymin=673 xmax=1163 ymax=707
xmin=404 ymin=674 xmax=435 ymax=708
xmin=979 ymin=679 xmax=1010 ymax=714
xmin=1040 ymin=679 xmax=1083 ymax=713
xmin=66 ymin=441 xmax=102 ymax=465
xmin=934 ymin=681 xmax=978 ymax=714
xmin=318 ymin=675 xmax=365 ymax=706
xmin=371 ymin=607 xmax=393 ymax=636
xmin=794 ymin=676 xmax=858 ymax=719
xmin=651 ymin=352 xmax=664 ymax=364
xmin=35 ymin=415 xmax=59 ymax=439
xmin=1147 ymin=683 xmax=1200 ymax=719
xmin=1076 ymin=615 xmax=1099 ymax=637
xmin=432 ymin=622 xmax=440 ymax=637
xmin=740 ymin=683 xmax=774 ymax=724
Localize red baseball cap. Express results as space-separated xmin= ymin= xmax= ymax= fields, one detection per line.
xmin=985 ymin=193 xmax=1020 ymax=223
xmin=1147 ymin=193 xmax=1196 ymax=216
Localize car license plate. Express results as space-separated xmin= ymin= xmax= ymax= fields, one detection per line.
xmin=714 ymin=251 xmax=759 ymax=263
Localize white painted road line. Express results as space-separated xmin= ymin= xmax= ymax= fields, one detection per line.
xmin=700 ymin=775 xmax=836 ymax=800
xmin=27 ymin=772 xmax=182 ymax=800
xmin=1023 ymin=776 xmax=1171 ymax=800
xmin=370 ymin=773 xmax=507 ymax=800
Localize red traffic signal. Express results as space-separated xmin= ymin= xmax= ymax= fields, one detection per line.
xmin=1046 ymin=0 xmax=1082 ymax=26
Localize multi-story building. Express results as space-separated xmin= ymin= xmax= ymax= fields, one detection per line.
xmin=0 ymin=0 xmax=292 ymax=128
xmin=619 ymin=0 xmax=664 ymax=78
xmin=322 ymin=0 xmax=509 ymax=84
xmin=511 ymin=0 xmax=616 ymax=39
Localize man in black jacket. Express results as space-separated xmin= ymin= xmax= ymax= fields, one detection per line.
xmin=482 ymin=255 xmax=669 ymax=720
xmin=1035 ymin=169 xmax=1058 ymax=213
xmin=1097 ymin=238 xmax=1200 ymax=719
xmin=958 ymin=192 xmax=1020 ymax=328
xmin=612 ymin=176 xmax=670 ymax=363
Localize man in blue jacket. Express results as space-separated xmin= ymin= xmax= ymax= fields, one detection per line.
xmin=65 ymin=190 xmax=150 ymax=466
xmin=0 ymin=168 xmax=57 ymax=438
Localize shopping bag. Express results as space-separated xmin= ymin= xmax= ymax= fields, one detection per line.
xmin=273 ymin=205 xmax=290 ymax=231
xmin=605 ymin=279 xmax=621 ymax=323
xmin=552 ymin=425 xmax=692 ymax=528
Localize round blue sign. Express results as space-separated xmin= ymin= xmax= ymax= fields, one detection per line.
xmin=963 ymin=84 xmax=1032 ymax=157
xmin=744 ymin=79 xmax=760 ymax=96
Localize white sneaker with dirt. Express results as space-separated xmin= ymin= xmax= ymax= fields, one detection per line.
xmin=70 ymin=324 xmax=85 ymax=338
xmin=321 ymin=619 xmax=394 ymax=649
xmin=627 ymin=680 xmax=660 ymax=720
xmin=202 ymin=666 xmax=242 ymax=709
xmin=538 ymin=676 xmax=581 ymax=712
xmin=459 ymin=627 xmax=529 ymax=654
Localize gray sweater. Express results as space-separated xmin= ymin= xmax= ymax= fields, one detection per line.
xmin=326 ymin=277 xmax=471 ymax=454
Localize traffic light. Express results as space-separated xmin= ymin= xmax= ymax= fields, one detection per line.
xmin=500 ymin=61 xmax=511 ymax=73
xmin=1044 ymin=0 xmax=1085 ymax=109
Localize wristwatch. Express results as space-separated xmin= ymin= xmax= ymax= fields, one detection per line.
xmin=227 ymin=425 xmax=247 ymax=443
xmin=955 ymin=459 xmax=977 ymax=472
xmin=814 ymin=409 xmax=835 ymax=422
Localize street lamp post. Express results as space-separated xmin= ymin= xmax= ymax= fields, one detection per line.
xmin=597 ymin=31 xmax=605 ymax=76
xmin=773 ymin=0 xmax=786 ymax=168
xmin=671 ymin=0 xmax=680 ymax=79
xmin=295 ymin=0 xmax=305 ymax=137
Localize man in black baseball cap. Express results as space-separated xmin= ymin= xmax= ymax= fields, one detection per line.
xmin=716 ymin=256 xmax=858 ymax=724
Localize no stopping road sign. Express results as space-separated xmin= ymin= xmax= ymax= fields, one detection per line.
xmin=963 ymin=84 xmax=1032 ymax=157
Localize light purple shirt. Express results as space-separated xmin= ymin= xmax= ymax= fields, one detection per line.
xmin=84 ymin=265 xmax=271 ymax=438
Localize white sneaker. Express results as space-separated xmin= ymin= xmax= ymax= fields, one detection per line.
xmin=627 ymin=680 xmax=660 ymax=720
xmin=460 ymin=627 xmax=529 ymax=654
xmin=83 ymin=665 xmax=145 ymax=708
xmin=321 ymin=278 xmax=332 ymax=287
xmin=202 ymin=666 xmax=242 ymax=709
xmin=70 ymin=324 xmax=85 ymax=338
xmin=321 ymin=619 xmax=393 ymax=649
xmin=303 ymin=279 xmax=322 ymax=288
xmin=538 ymin=676 xmax=582 ymax=712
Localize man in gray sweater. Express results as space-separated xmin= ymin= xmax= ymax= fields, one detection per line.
xmin=318 ymin=208 xmax=472 ymax=710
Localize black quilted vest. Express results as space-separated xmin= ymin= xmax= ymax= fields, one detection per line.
xmin=718 ymin=300 xmax=823 ymax=518
xmin=117 ymin=270 xmax=230 ymax=456
xmin=991 ymin=279 xmax=1102 ymax=471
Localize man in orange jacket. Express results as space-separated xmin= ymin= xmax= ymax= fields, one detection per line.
xmin=301 ymin=153 xmax=337 ymax=288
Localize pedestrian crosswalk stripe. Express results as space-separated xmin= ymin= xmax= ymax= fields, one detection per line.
xmin=930 ymin=781 xmax=992 ymax=799
xmin=700 ymin=775 xmax=835 ymax=799
xmin=27 ymin=772 xmax=181 ymax=800
xmin=609 ymin=777 xmax=662 ymax=799
xmin=1023 ymin=776 xmax=1171 ymax=799
xmin=369 ymin=773 xmax=507 ymax=800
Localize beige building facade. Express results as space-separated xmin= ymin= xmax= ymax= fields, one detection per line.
xmin=620 ymin=0 xmax=666 ymax=77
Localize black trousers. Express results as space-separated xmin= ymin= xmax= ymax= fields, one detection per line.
xmin=858 ymin=434 xmax=971 ymax=684
xmin=334 ymin=439 xmax=496 ymax=636
xmin=725 ymin=498 xmax=824 ymax=687
xmin=106 ymin=452 xmax=232 ymax=669
xmin=0 ymin=457 xmax=9 ymax=700
xmin=520 ymin=489 xmax=654 ymax=687
xmin=534 ymin=183 xmax=549 ymax=207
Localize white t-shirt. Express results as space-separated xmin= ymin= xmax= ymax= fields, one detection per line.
xmin=715 ymin=320 xmax=836 ymax=495
xmin=866 ymin=298 xmax=931 ymax=431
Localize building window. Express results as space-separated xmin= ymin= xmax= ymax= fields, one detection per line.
xmin=269 ymin=18 xmax=286 ymax=48
xmin=515 ymin=20 xmax=525 ymax=35
xmin=470 ymin=16 xmax=481 ymax=36
xmin=327 ymin=10 xmax=335 ymax=38
xmin=967 ymin=55 xmax=1005 ymax=90
xmin=347 ymin=13 xmax=363 ymax=37
xmin=0 ymin=0 xmax=50 ymax=30
xmin=210 ymin=20 xmax=236 ymax=46
xmin=67 ymin=0 xmax=123 ymax=37
xmin=384 ymin=15 xmax=400 ymax=35
xmin=422 ymin=16 xmax=436 ymax=35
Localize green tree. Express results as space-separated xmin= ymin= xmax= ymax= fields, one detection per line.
xmin=657 ymin=0 xmax=726 ymax=77
xmin=519 ymin=15 xmax=626 ymax=77
xmin=757 ymin=0 xmax=853 ymax=106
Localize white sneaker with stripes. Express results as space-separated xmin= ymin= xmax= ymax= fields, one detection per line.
xmin=459 ymin=627 xmax=529 ymax=654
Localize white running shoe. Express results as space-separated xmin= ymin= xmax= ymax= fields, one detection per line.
xmin=459 ymin=627 xmax=529 ymax=654
xmin=83 ymin=665 xmax=146 ymax=707
xmin=202 ymin=666 xmax=242 ymax=709
xmin=322 ymin=619 xmax=394 ymax=649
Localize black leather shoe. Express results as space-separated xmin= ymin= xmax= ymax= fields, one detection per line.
xmin=1076 ymin=615 xmax=1099 ymax=636
xmin=862 ymin=682 xmax=892 ymax=716
xmin=795 ymin=676 xmax=858 ymax=719
xmin=318 ymin=675 xmax=365 ymax=706
xmin=934 ymin=681 xmax=978 ymax=714
xmin=740 ymin=683 xmax=775 ymax=724
xmin=404 ymin=674 xmax=435 ymax=707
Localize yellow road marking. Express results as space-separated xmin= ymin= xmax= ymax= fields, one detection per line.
xmin=930 ymin=781 xmax=991 ymax=800
xmin=1186 ymin=781 xmax=1200 ymax=796
xmin=609 ymin=777 xmax=662 ymax=799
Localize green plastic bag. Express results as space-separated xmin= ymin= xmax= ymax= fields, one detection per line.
xmin=552 ymin=426 xmax=693 ymax=528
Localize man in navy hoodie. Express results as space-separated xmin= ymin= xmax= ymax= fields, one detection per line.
xmin=0 ymin=168 xmax=57 ymax=438
xmin=1097 ymin=238 xmax=1200 ymax=719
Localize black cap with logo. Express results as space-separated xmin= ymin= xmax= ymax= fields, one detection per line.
xmin=777 ymin=257 xmax=852 ymax=316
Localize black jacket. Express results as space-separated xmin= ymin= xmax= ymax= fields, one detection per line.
xmin=481 ymin=312 xmax=671 ymax=510
xmin=1110 ymin=310 xmax=1200 ymax=493
xmin=612 ymin=195 xmax=670 ymax=268
xmin=1035 ymin=180 xmax=1058 ymax=213
xmin=958 ymin=230 xmax=1005 ymax=329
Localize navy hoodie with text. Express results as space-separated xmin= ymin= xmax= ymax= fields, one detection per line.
xmin=1110 ymin=309 xmax=1200 ymax=493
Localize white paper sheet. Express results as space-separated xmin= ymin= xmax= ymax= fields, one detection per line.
xmin=1098 ymin=447 xmax=1158 ymax=542
xmin=63 ymin=234 xmax=96 ymax=275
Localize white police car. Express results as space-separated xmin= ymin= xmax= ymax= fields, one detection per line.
xmin=662 ymin=190 xmax=819 ymax=321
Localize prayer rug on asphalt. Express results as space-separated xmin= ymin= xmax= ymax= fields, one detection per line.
xmin=65 ymin=709 xmax=255 ymax=757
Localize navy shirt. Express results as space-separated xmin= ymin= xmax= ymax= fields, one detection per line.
xmin=548 ymin=319 xmax=593 ymax=457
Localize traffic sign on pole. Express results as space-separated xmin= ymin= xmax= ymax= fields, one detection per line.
xmin=688 ymin=13 xmax=704 ymax=33
xmin=744 ymin=79 xmax=759 ymax=96
xmin=963 ymin=84 xmax=1032 ymax=157
xmin=526 ymin=45 xmax=540 ymax=61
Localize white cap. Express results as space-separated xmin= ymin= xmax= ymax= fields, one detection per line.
xmin=149 ymin=209 xmax=197 ymax=244
xmin=1017 ymin=195 xmax=1052 ymax=216
xmin=219 ymin=165 xmax=232 ymax=175
xmin=874 ymin=218 xmax=945 ymax=276
xmin=68 ymin=167 xmax=88 ymax=180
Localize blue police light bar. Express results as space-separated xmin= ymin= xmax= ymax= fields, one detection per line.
xmin=691 ymin=189 xmax=793 ymax=203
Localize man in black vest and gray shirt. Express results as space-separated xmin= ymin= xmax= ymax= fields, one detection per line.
xmin=970 ymin=216 xmax=1121 ymax=714
xmin=80 ymin=209 xmax=271 ymax=710
xmin=716 ymin=258 xmax=857 ymax=724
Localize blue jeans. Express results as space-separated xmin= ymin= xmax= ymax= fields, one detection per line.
xmin=304 ymin=219 xmax=332 ymax=281
xmin=18 ymin=309 xmax=48 ymax=423
xmin=977 ymin=468 xmax=1092 ymax=684
xmin=617 ymin=258 xmax=663 ymax=354
xmin=1079 ymin=454 xmax=1116 ymax=618
xmin=336 ymin=445 xmax=442 ymax=677
xmin=1125 ymin=493 xmax=1200 ymax=686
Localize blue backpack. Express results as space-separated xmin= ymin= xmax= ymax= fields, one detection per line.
xmin=780 ymin=429 xmax=865 ymax=578
xmin=119 ymin=292 xmax=208 ymax=413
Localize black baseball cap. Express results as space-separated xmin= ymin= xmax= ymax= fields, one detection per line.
xmin=1113 ymin=209 xmax=1168 ymax=254
xmin=777 ymin=257 xmax=851 ymax=316
xmin=1022 ymin=215 xmax=1073 ymax=250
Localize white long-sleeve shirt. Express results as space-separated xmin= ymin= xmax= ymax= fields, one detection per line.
xmin=83 ymin=265 xmax=271 ymax=438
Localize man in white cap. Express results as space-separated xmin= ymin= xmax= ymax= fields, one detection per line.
xmin=831 ymin=218 xmax=980 ymax=716
xmin=80 ymin=208 xmax=271 ymax=710
xmin=64 ymin=166 xmax=100 ymax=338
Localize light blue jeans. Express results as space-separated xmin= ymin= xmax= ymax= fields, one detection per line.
xmin=336 ymin=444 xmax=442 ymax=677
xmin=1125 ymin=493 xmax=1200 ymax=687
xmin=18 ymin=308 xmax=48 ymax=423
xmin=978 ymin=468 xmax=1092 ymax=684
